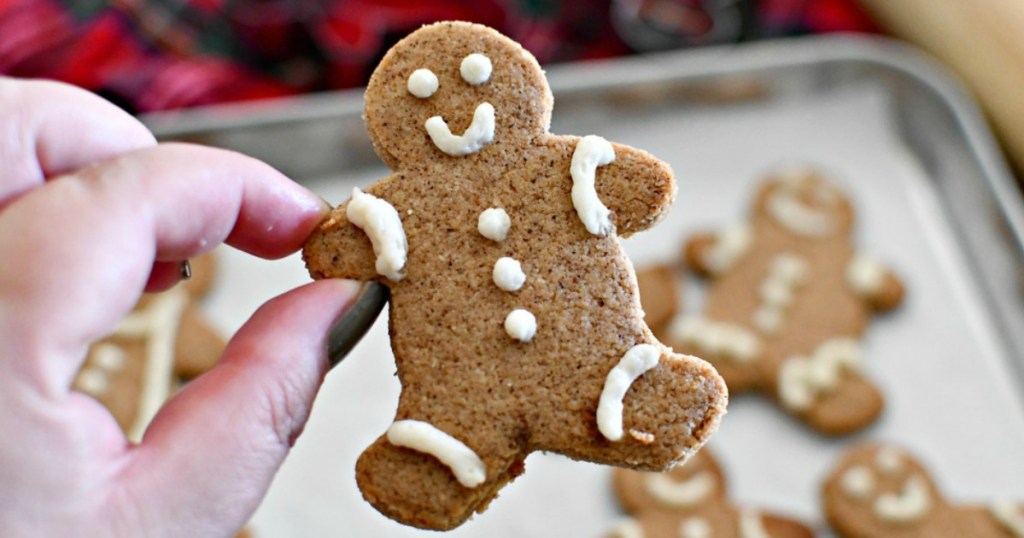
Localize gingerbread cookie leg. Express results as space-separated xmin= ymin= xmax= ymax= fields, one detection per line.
xmin=773 ymin=340 xmax=884 ymax=436
xmin=356 ymin=430 xmax=524 ymax=530
xmin=534 ymin=343 xmax=726 ymax=471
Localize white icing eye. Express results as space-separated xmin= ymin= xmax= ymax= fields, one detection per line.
xmin=460 ymin=53 xmax=492 ymax=85
xmin=407 ymin=68 xmax=438 ymax=98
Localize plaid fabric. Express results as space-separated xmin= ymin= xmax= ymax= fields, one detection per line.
xmin=0 ymin=0 xmax=873 ymax=113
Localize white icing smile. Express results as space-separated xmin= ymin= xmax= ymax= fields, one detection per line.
xmin=645 ymin=471 xmax=715 ymax=507
xmin=873 ymin=475 xmax=932 ymax=523
xmin=425 ymin=102 xmax=495 ymax=156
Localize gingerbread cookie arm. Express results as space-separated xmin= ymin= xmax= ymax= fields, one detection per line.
xmin=303 ymin=181 xmax=400 ymax=282
xmin=846 ymin=254 xmax=904 ymax=312
xmin=684 ymin=225 xmax=752 ymax=277
xmin=596 ymin=142 xmax=676 ymax=239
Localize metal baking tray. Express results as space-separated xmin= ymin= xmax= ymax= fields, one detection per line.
xmin=144 ymin=35 xmax=1024 ymax=537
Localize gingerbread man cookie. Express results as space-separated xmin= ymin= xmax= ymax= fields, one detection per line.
xmin=670 ymin=167 xmax=903 ymax=435
xmin=72 ymin=254 xmax=225 ymax=441
xmin=609 ymin=448 xmax=814 ymax=538
xmin=822 ymin=443 xmax=1024 ymax=537
xmin=302 ymin=22 xmax=727 ymax=530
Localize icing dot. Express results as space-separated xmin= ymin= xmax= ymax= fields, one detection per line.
xmin=504 ymin=309 xmax=536 ymax=342
xmin=493 ymin=257 xmax=526 ymax=292
xmin=76 ymin=367 xmax=109 ymax=396
xmin=460 ymin=53 xmax=492 ymax=85
xmin=407 ymin=68 xmax=439 ymax=98
xmin=841 ymin=465 xmax=876 ymax=499
xmin=679 ymin=517 xmax=710 ymax=538
xmin=478 ymin=208 xmax=511 ymax=241
xmin=875 ymin=446 xmax=903 ymax=474
xmin=92 ymin=343 xmax=126 ymax=371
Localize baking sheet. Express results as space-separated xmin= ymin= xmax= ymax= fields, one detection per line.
xmin=152 ymin=37 xmax=1024 ymax=536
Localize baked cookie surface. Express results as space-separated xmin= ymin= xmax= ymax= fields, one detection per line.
xmin=303 ymin=21 xmax=727 ymax=531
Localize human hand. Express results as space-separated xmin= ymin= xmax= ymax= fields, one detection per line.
xmin=0 ymin=78 xmax=359 ymax=537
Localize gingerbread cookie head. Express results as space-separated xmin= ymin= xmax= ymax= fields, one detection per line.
xmin=752 ymin=166 xmax=854 ymax=240
xmin=304 ymin=21 xmax=726 ymax=531
xmin=822 ymin=443 xmax=1024 ymax=537
xmin=364 ymin=21 xmax=553 ymax=170
xmin=610 ymin=449 xmax=814 ymax=538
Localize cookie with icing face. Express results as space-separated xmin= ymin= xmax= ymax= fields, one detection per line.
xmin=72 ymin=254 xmax=225 ymax=442
xmin=302 ymin=21 xmax=727 ymax=531
xmin=609 ymin=448 xmax=814 ymax=538
xmin=673 ymin=167 xmax=903 ymax=435
xmin=822 ymin=443 xmax=1024 ymax=538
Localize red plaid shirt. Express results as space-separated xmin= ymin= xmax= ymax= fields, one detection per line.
xmin=0 ymin=0 xmax=873 ymax=113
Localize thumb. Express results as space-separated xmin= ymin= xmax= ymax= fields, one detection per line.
xmin=118 ymin=279 xmax=361 ymax=535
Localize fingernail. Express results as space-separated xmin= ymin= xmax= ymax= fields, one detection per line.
xmin=179 ymin=260 xmax=192 ymax=280
xmin=327 ymin=281 xmax=389 ymax=368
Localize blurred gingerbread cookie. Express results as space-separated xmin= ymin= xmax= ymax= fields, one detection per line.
xmin=72 ymin=253 xmax=225 ymax=441
xmin=609 ymin=447 xmax=814 ymax=538
xmin=822 ymin=443 xmax=1024 ymax=537
xmin=669 ymin=167 xmax=904 ymax=435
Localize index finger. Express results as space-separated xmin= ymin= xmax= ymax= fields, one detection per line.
xmin=0 ymin=143 xmax=329 ymax=396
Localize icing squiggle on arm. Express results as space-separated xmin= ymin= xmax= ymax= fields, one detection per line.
xmin=597 ymin=344 xmax=660 ymax=441
xmin=386 ymin=420 xmax=486 ymax=488
xmin=570 ymin=135 xmax=616 ymax=236
xmin=425 ymin=102 xmax=495 ymax=156
xmin=346 ymin=187 xmax=408 ymax=282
